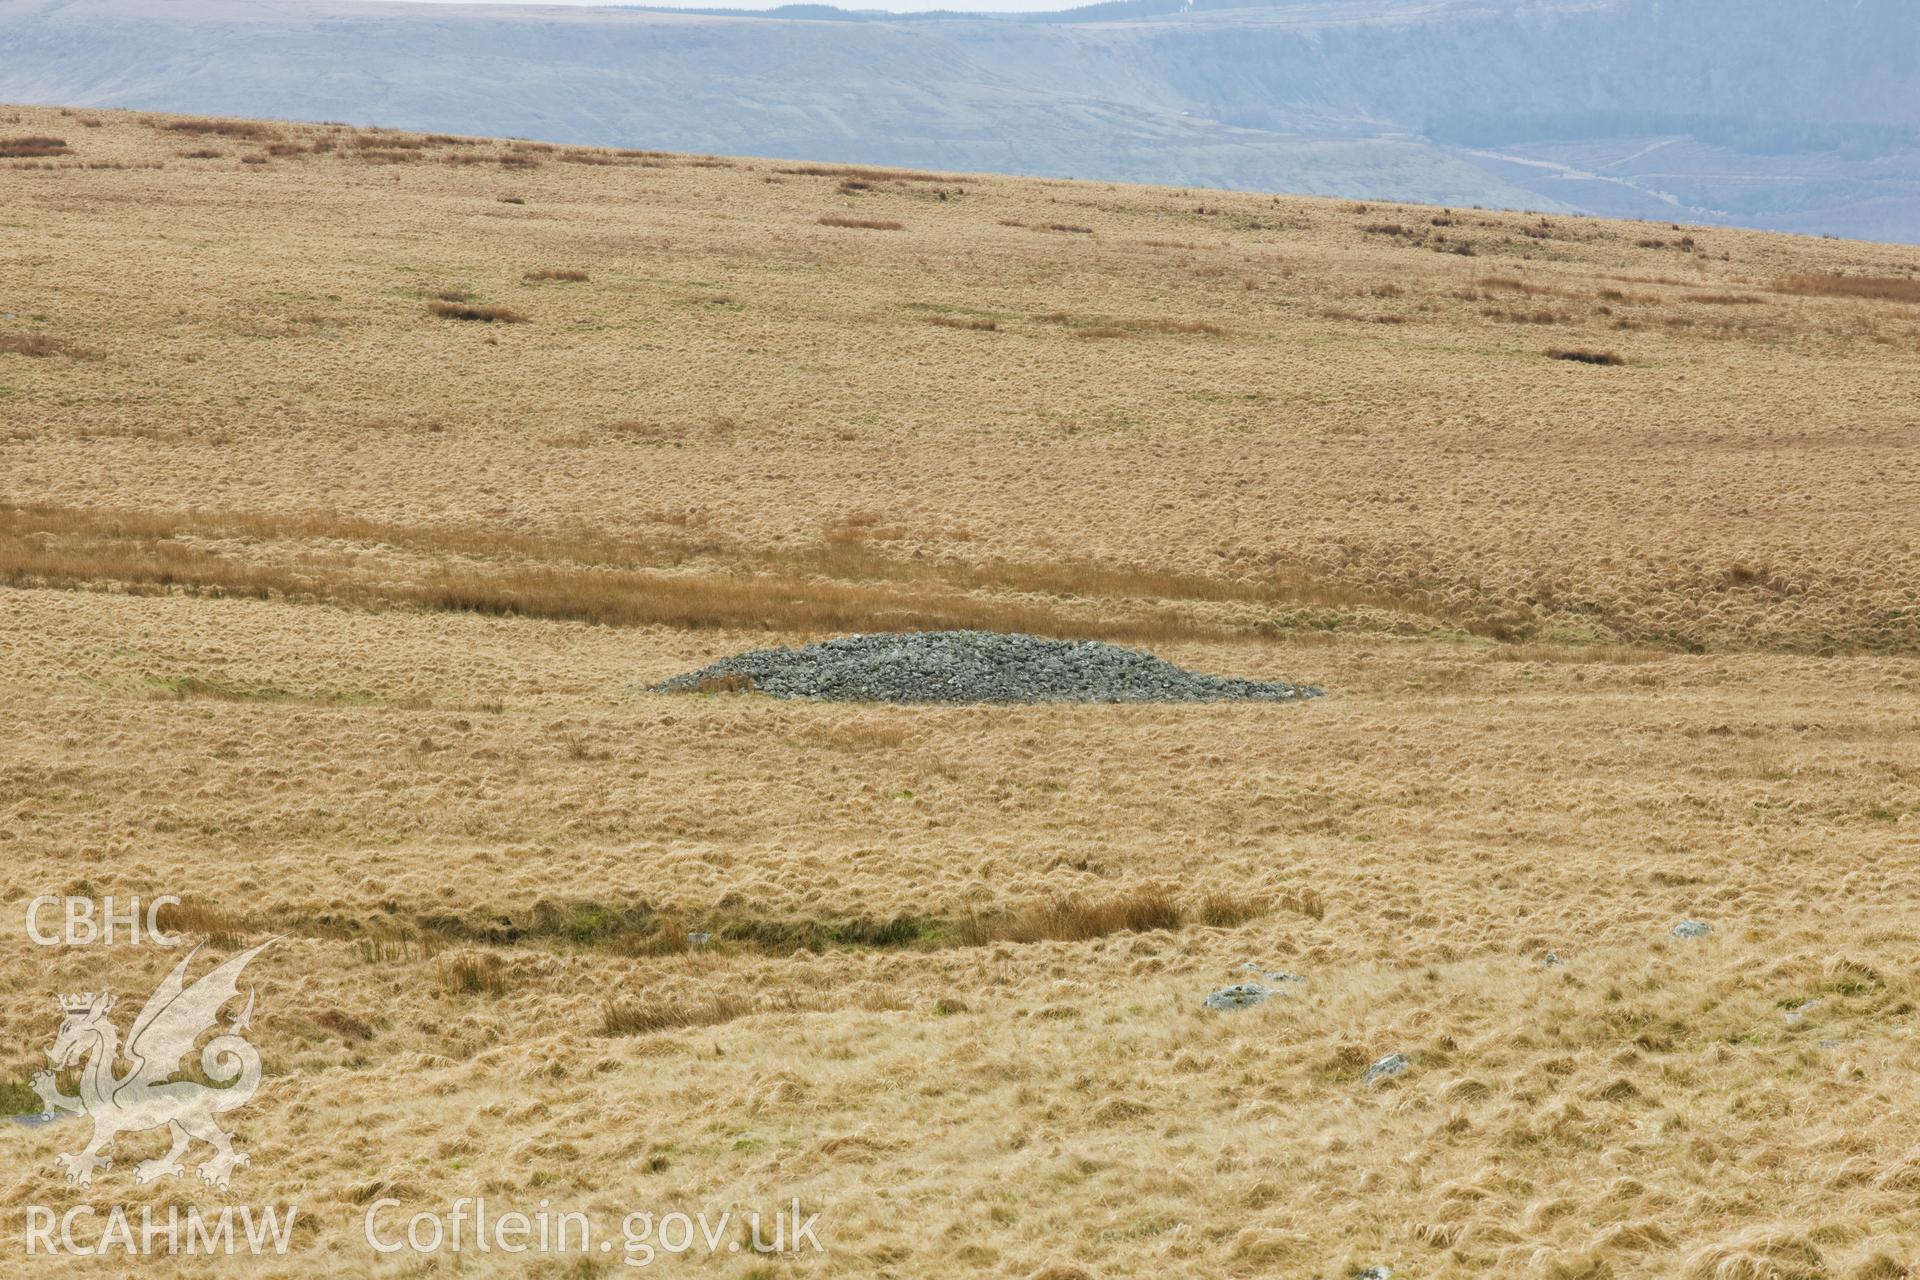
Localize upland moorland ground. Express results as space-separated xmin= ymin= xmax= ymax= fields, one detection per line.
xmin=1 ymin=105 xmax=1918 ymax=1278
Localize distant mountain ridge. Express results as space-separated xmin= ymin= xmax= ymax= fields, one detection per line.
xmin=3 ymin=0 xmax=1916 ymax=241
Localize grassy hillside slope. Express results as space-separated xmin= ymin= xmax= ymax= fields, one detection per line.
xmin=1 ymin=106 xmax=1918 ymax=1278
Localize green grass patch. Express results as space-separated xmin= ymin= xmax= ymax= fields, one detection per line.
xmin=0 ymin=1079 xmax=44 ymax=1116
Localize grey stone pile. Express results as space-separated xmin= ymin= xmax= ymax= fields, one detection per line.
xmin=1203 ymin=983 xmax=1276 ymax=1011
xmin=656 ymin=631 xmax=1325 ymax=705
xmin=1361 ymin=1053 xmax=1410 ymax=1086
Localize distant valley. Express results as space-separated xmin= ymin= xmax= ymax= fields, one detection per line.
xmin=2 ymin=0 xmax=1917 ymax=241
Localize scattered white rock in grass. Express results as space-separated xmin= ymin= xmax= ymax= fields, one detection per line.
xmin=1204 ymin=983 xmax=1275 ymax=1011
xmin=1362 ymin=1053 xmax=1409 ymax=1085
xmin=1819 ymin=1039 xmax=1845 ymax=1050
xmin=1354 ymin=1267 xmax=1394 ymax=1279
xmin=688 ymin=931 xmax=713 ymax=947
xmin=1785 ymin=998 xmax=1822 ymax=1026
xmin=1539 ymin=951 xmax=1566 ymax=967
xmin=1671 ymin=920 xmax=1713 ymax=939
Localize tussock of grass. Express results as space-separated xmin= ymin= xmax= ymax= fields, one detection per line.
xmin=1073 ymin=318 xmax=1225 ymax=339
xmin=818 ymin=215 xmax=904 ymax=231
xmin=149 ymin=900 xmax=249 ymax=950
xmin=1682 ymin=1228 xmax=1828 ymax=1280
xmin=427 ymin=301 xmax=527 ymax=323
xmin=523 ymin=268 xmax=589 ymax=282
xmin=1146 ymin=318 xmax=1226 ymax=335
xmin=160 ymin=118 xmax=279 ymax=141
xmin=440 ymin=954 xmax=510 ymax=997
xmin=999 ymin=891 xmax=1184 ymax=944
xmin=1195 ymin=892 xmax=1266 ymax=928
xmin=1549 ymin=348 xmax=1625 ymax=366
xmin=0 ymin=135 xmax=70 ymax=158
xmin=928 ymin=316 xmax=998 ymax=331
xmin=314 ymin=1009 xmax=375 ymax=1041
xmin=350 ymin=132 xmax=427 ymax=152
xmin=602 ymin=994 xmax=784 ymax=1037
xmin=1495 ymin=308 xmax=1570 ymax=325
xmin=1476 ymin=275 xmax=1566 ymax=297
xmin=606 ymin=419 xmax=680 ymax=441
xmin=780 ymin=164 xmax=966 ymax=183
xmin=0 ymin=333 xmax=97 ymax=359
xmin=1778 ymin=274 xmax=1920 ymax=303
xmin=1279 ymin=888 xmax=1327 ymax=920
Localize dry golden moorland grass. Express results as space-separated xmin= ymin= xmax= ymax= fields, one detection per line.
xmin=0 ymin=104 xmax=1917 ymax=1278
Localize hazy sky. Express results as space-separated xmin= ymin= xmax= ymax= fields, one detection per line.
xmin=399 ymin=0 xmax=1072 ymax=11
